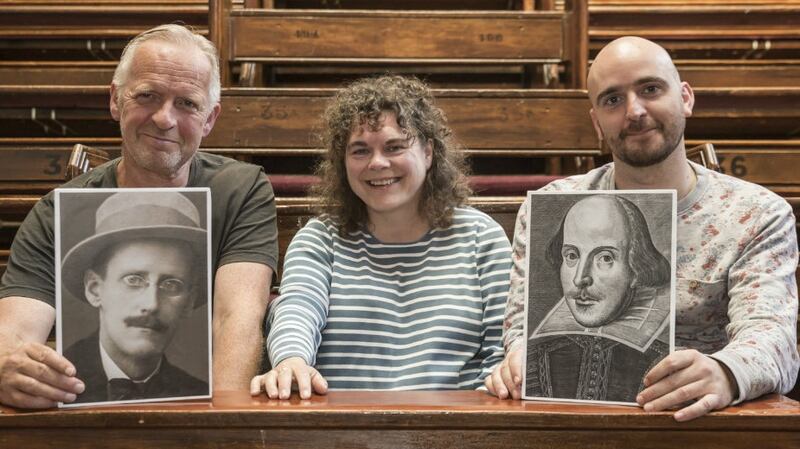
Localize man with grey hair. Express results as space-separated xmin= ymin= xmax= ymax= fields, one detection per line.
xmin=487 ymin=36 xmax=798 ymax=421
xmin=0 ymin=24 xmax=278 ymax=408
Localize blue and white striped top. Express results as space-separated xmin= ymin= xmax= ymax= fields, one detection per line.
xmin=267 ymin=207 xmax=511 ymax=390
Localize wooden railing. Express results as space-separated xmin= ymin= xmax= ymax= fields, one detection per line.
xmin=0 ymin=391 xmax=798 ymax=449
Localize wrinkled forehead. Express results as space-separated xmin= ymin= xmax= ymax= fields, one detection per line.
xmin=563 ymin=198 xmax=629 ymax=248
xmin=127 ymin=41 xmax=212 ymax=90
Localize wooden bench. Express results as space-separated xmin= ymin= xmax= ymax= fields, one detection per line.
xmin=0 ymin=86 xmax=602 ymax=151
xmin=5 ymin=84 xmax=800 ymax=140
xmin=676 ymin=60 xmax=800 ymax=88
xmin=205 ymin=87 xmax=598 ymax=152
xmin=688 ymin=88 xmax=800 ymax=139
xmin=0 ymin=85 xmax=116 ymax=137
xmin=0 ymin=2 xmax=288 ymax=87
xmin=207 ymin=87 xmax=599 ymax=177
xmin=2 ymin=85 xmax=799 ymax=196
xmin=267 ymin=0 xmax=542 ymax=9
xmin=0 ymin=1 xmax=209 ymax=88
xmin=589 ymin=3 xmax=800 ymax=59
xmin=686 ymin=139 xmax=800 ymax=190
xmin=0 ymin=61 xmax=117 ymax=86
xmin=209 ymin=0 xmax=588 ymax=88
xmin=0 ymin=86 xmax=601 ymax=184
xmin=0 ymin=2 xmax=208 ymax=61
xmin=4 ymin=85 xmax=800 ymax=194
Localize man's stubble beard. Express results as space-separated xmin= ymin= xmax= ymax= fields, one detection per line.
xmin=124 ymin=143 xmax=193 ymax=179
xmin=607 ymin=114 xmax=685 ymax=168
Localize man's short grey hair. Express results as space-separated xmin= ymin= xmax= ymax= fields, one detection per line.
xmin=112 ymin=24 xmax=221 ymax=107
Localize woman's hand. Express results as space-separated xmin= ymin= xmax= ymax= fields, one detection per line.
xmin=250 ymin=356 xmax=328 ymax=399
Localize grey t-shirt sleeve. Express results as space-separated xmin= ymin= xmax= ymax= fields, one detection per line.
xmin=212 ymin=165 xmax=279 ymax=276
xmin=0 ymin=192 xmax=58 ymax=306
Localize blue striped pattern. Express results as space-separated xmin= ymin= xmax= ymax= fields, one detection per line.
xmin=267 ymin=207 xmax=510 ymax=390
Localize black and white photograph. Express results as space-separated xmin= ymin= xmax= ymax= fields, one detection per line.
xmin=523 ymin=191 xmax=676 ymax=406
xmin=55 ymin=188 xmax=212 ymax=407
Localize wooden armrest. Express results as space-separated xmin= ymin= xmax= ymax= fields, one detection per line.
xmin=686 ymin=142 xmax=721 ymax=172
xmin=67 ymin=143 xmax=110 ymax=180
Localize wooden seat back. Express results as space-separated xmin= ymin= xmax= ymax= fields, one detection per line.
xmin=589 ymin=3 xmax=800 ymax=59
xmin=686 ymin=139 xmax=800 ymax=190
xmin=676 ymin=60 xmax=800 ymax=89
xmin=203 ymin=88 xmax=599 ymax=155
xmin=210 ymin=0 xmax=588 ymax=88
xmin=0 ymin=2 xmax=208 ymax=64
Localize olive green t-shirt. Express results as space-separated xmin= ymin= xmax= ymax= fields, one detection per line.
xmin=0 ymin=152 xmax=279 ymax=307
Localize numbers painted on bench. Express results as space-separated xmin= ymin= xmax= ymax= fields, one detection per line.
xmin=717 ymin=155 xmax=748 ymax=177
xmin=295 ymin=30 xmax=320 ymax=39
xmin=43 ymin=154 xmax=62 ymax=176
xmin=479 ymin=34 xmax=503 ymax=43
xmin=497 ymin=107 xmax=535 ymax=122
xmin=260 ymin=103 xmax=289 ymax=120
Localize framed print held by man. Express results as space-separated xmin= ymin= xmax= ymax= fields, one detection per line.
xmin=523 ymin=191 xmax=676 ymax=406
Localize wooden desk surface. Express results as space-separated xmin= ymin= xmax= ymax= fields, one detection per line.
xmin=1 ymin=391 xmax=799 ymax=448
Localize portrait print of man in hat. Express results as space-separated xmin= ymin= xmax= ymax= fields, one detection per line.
xmin=56 ymin=189 xmax=211 ymax=405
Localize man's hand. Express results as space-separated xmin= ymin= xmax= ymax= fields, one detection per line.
xmin=637 ymin=349 xmax=736 ymax=422
xmin=250 ymin=356 xmax=328 ymax=400
xmin=0 ymin=342 xmax=84 ymax=409
xmin=0 ymin=296 xmax=85 ymax=409
xmin=485 ymin=343 xmax=523 ymax=400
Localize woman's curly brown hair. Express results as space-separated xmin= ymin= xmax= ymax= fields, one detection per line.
xmin=312 ymin=75 xmax=471 ymax=235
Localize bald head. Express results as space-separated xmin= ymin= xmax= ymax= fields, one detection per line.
xmin=588 ymin=37 xmax=680 ymax=106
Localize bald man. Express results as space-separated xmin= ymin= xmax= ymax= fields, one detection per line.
xmin=488 ymin=37 xmax=799 ymax=421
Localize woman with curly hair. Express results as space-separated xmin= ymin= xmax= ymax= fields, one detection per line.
xmin=251 ymin=76 xmax=510 ymax=399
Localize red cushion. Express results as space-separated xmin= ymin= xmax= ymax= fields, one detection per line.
xmin=469 ymin=175 xmax=563 ymax=195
